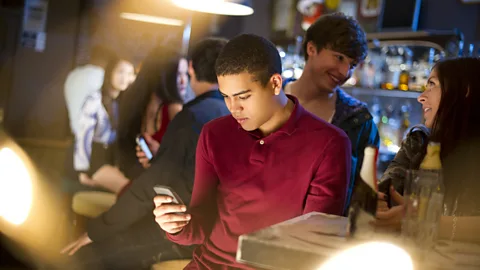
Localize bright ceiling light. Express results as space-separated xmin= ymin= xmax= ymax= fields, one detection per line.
xmin=172 ymin=0 xmax=254 ymax=16
xmin=319 ymin=242 xmax=414 ymax=270
xmin=0 ymin=147 xmax=33 ymax=225
xmin=120 ymin=13 xmax=184 ymax=26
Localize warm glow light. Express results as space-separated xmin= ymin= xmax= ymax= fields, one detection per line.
xmin=172 ymin=0 xmax=254 ymax=16
xmin=120 ymin=13 xmax=184 ymax=26
xmin=319 ymin=242 xmax=413 ymax=270
xmin=0 ymin=147 xmax=33 ymax=225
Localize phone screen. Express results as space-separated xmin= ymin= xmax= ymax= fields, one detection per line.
xmin=137 ymin=136 xmax=153 ymax=160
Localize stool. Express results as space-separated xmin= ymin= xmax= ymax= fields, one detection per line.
xmin=151 ymin=259 xmax=191 ymax=270
xmin=71 ymin=191 xmax=116 ymax=218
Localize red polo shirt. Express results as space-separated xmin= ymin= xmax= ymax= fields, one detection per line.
xmin=168 ymin=95 xmax=351 ymax=269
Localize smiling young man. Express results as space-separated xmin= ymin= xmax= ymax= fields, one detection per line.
xmin=154 ymin=34 xmax=351 ymax=269
xmin=284 ymin=13 xmax=380 ymax=212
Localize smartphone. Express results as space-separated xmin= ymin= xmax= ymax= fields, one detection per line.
xmin=136 ymin=135 xmax=153 ymax=160
xmin=153 ymin=185 xmax=184 ymax=205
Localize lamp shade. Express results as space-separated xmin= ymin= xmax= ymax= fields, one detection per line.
xmin=172 ymin=0 xmax=254 ymax=16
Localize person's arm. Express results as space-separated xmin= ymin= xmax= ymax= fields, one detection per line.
xmin=378 ymin=129 xmax=427 ymax=194
xmin=73 ymin=96 xmax=98 ymax=173
xmin=87 ymin=123 xmax=193 ymax=241
xmin=167 ymin=103 xmax=183 ymax=120
xmin=86 ymin=160 xmax=156 ymax=241
xmin=345 ymin=118 xmax=380 ymax=213
xmin=356 ymin=119 xmax=380 ymax=173
xmin=167 ymin=126 xmax=219 ymax=245
xmin=304 ymin=134 xmax=351 ymax=216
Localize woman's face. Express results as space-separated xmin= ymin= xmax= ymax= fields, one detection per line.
xmin=417 ymin=69 xmax=442 ymax=128
xmin=111 ymin=60 xmax=135 ymax=91
xmin=177 ymin=58 xmax=189 ymax=98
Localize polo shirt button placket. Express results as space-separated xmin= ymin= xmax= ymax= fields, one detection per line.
xmin=259 ymin=140 xmax=265 ymax=145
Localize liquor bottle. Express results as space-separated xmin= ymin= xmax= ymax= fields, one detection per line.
xmin=348 ymin=146 xmax=379 ymax=238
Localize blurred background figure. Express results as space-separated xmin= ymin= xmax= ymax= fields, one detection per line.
xmin=72 ymin=56 xmax=135 ymax=188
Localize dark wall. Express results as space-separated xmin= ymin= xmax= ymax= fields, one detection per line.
xmin=5 ymin=0 xmax=81 ymax=139
xmin=419 ymin=0 xmax=480 ymax=43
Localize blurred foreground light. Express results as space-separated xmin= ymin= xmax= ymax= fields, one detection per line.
xmin=319 ymin=242 xmax=413 ymax=270
xmin=172 ymin=0 xmax=254 ymax=16
xmin=120 ymin=13 xmax=184 ymax=26
xmin=0 ymin=147 xmax=33 ymax=225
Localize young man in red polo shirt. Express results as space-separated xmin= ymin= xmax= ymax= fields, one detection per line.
xmin=153 ymin=34 xmax=351 ymax=269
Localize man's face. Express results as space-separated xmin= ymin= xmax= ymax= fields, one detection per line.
xmin=177 ymin=58 xmax=189 ymax=99
xmin=218 ymin=72 xmax=280 ymax=132
xmin=305 ymin=42 xmax=358 ymax=93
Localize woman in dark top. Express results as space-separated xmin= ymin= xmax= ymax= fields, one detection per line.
xmin=138 ymin=56 xmax=188 ymax=168
xmin=375 ymin=57 xmax=480 ymax=242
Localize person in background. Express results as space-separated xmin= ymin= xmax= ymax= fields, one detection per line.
xmin=114 ymin=47 xmax=189 ymax=183
xmin=284 ymin=13 xmax=380 ymax=213
xmin=60 ymin=38 xmax=229 ymax=270
xmin=375 ymin=57 xmax=480 ymax=243
xmin=64 ymin=45 xmax=116 ymax=135
xmin=154 ymin=34 xmax=351 ymax=269
xmin=136 ymin=56 xmax=188 ymax=169
xmin=73 ymin=56 xmax=135 ymax=187
xmin=93 ymin=54 xmax=189 ymax=194
xmin=86 ymin=51 xmax=189 ymax=194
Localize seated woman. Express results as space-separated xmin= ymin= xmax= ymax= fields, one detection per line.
xmin=73 ymin=56 xmax=135 ymax=187
xmin=375 ymin=57 xmax=480 ymax=243
xmin=85 ymin=46 xmax=189 ymax=194
xmin=137 ymin=55 xmax=188 ymax=168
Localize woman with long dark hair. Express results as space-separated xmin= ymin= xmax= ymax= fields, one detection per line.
xmin=137 ymin=55 xmax=188 ymax=168
xmin=74 ymin=56 xmax=135 ymax=186
xmin=84 ymin=45 xmax=189 ymax=193
xmin=375 ymin=57 xmax=480 ymax=242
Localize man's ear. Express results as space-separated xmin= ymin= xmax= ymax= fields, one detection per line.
xmin=306 ymin=41 xmax=318 ymax=57
xmin=188 ymin=61 xmax=194 ymax=77
xmin=270 ymin=74 xmax=283 ymax=95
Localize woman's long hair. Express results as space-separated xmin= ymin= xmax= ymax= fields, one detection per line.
xmin=101 ymin=56 xmax=133 ymax=130
xmin=116 ymin=45 xmax=184 ymax=178
xmin=430 ymin=57 xmax=480 ymax=160
xmin=430 ymin=57 xmax=480 ymax=212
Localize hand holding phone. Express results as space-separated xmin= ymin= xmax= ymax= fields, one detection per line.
xmin=153 ymin=185 xmax=190 ymax=234
xmin=153 ymin=185 xmax=184 ymax=205
xmin=136 ymin=135 xmax=153 ymax=160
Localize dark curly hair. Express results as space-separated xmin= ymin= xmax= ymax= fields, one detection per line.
xmin=215 ymin=34 xmax=282 ymax=87
xmin=303 ymin=13 xmax=368 ymax=63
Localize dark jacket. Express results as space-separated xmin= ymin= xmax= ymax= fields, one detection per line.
xmin=332 ymin=89 xmax=380 ymax=212
xmin=378 ymin=125 xmax=430 ymax=194
xmin=379 ymin=125 xmax=480 ymax=216
xmin=87 ymin=90 xmax=230 ymax=241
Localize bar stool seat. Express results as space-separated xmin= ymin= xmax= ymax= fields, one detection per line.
xmin=151 ymin=259 xmax=191 ymax=270
xmin=71 ymin=191 xmax=116 ymax=218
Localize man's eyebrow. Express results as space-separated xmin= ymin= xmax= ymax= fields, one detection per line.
xmin=219 ymin=89 xmax=252 ymax=97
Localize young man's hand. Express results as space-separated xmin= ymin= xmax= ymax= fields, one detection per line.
xmin=153 ymin=195 xmax=190 ymax=234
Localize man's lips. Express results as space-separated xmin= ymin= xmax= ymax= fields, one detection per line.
xmin=235 ymin=117 xmax=248 ymax=124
